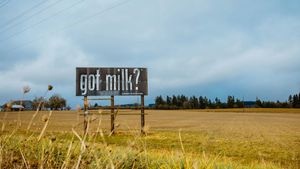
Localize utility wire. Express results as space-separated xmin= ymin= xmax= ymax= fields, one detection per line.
xmin=0 ymin=0 xmax=86 ymax=43
xmin=0 ymin=0 xmax=7 ymax=5
xmin=1 ymin=0 xmax=132 ymax=53
xmin=58 ymin=0 xmax=132 ymax=34
xmin=0 ymin=0 xmax=50 ymax=29
xmin=0 ymin=0 xmax=9 ymax=8
xmin=0 ymin=0 xmax=62 ymax=34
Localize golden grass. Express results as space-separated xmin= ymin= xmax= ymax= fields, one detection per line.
xmin=0 ymin=108 xmax=299 ymax=168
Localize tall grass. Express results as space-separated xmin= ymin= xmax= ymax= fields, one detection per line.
xmin=0 ymin=109 xmax=290 ymax=169
xmin=0 ymin=130 xmax=284 ymax=169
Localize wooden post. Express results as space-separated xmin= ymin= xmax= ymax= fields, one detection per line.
xmin=83 ymin=96 xmax=88 ymax=134
xmin=111 ymin=95 xmax=115 ymax=134
xmin=141 ymin=95 xmax=145 ymax=134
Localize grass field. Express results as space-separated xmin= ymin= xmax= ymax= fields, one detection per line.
xmin=0 ymin=108 xmax=299 ymax=168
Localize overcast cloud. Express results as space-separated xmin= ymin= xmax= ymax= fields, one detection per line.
xmin=0 ymin=0 xmax=300 ymax=106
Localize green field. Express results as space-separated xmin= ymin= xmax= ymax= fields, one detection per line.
xmin=0 ymin=109 xmax=299 ymax=168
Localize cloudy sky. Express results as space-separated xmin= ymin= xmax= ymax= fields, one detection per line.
xmin=0 ymin=0 xmax=300 ymax=107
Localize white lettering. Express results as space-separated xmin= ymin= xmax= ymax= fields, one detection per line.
xmin=106 ymin=75 xmax=117 ymax=91
xmin=96 ymin=69 xmax=100 ymax=90
xmin=80 ymin=75 xmax=87 ymax=95
xmin=125 ymin=69 xmax=132 ymax=91
xmin=88 ymin=74 xmax=95 ymax=91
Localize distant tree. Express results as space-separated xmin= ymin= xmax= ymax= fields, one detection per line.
xmin=199 ymin=96 xmax=205 ymax=109
xmin=178 ymin=95 xmax=187 ymax=107
xmin=189 ymin=96 xmax=199 ymax=109
xmin=153 ymin=92 xmax=300 ymax=109
xmin=155 ymin=95 xmax=165 ymax=108
xmin=94 ymin=103 xmax=99 ymax=107
xmin=255 ymin=97 xmax=262 ymax=108
xmin=48 ymin=94 xmax=66 ymax=110
xmin=32 ymin=97 xmax=47 ymax=110
xmin=292 ymin=94 xmax=300 ymax=108
xmin=215 ymin=97 xmax=222 ymax=108
xmin=203 ymin=97 xmax=209 ymax=108
xmin=208 ymin=99 xmax=214 ymax=108
xmin=183 ymin=101 xmax=191 ymax=109
xmin=288 ymin=95 xmax=293 ymax=105
xmin=166 ymin=96 xmax=172 ymax=106
xmin=227 ymin=96 xmax=235 ymax=108
xmin=172 ymin=95 xmax=178 ymax=107
xmin=235 ymin=99 xmax=244 ymax=108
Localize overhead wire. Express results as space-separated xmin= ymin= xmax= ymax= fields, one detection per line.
xmin=0 ymin=0 xmax=50 ymax=29
xmin=0 ymin=0 xmax=86 ymax=43
xmin=0 ymin=0 xmax=7 ymax=5
xmin=1 ymin=0 xmax=133 ymax=53
xmin=0 ymin=0 xmax=9 ymax=8
xmin=0 ymin=0 xmax=62 ymax=34
xmin=58 ymin=0 xmax=132 ymax=33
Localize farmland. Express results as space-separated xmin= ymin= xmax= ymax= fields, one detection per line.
xmin=0 ymin=108 xmax=299 ymax=168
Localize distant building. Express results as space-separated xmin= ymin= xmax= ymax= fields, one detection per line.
xmin=11 ymin=105 xmax=25 ymax=111
xmin=3 ymin=100 xmax=33 ymax=111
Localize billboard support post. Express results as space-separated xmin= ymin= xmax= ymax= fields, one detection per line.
xmin=83 ymin=96 xmax=88 ymax=134
xmin=141 ymin=95 xmax=145 ymax=134
xmin=111 ymin=95 xmax=115 ymax=134
xmin=76 ymin=67 xmax=148 ymax=135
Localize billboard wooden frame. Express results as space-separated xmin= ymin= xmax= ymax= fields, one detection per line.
xmin=76 ymin=67 xmax=148 ymax=134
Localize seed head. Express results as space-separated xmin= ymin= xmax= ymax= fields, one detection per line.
xmin=48 ymin=85 xmax=53 ymax=91
xmin=42 ymin=115 xmax=49 ymax=122
xmin=23 ymin=85 xmax=31 ymax=94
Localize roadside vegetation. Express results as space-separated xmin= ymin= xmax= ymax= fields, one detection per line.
xmin=0 ymin=109 xmax=299 ymax=168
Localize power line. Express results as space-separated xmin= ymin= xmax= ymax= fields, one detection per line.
xmin=59 ymin=0 xmax=132 ymax=33
xmin=1 ymin=0 xmax=133 ymax=53
xmin=0 ymin=0 xmax=7 ymax=5
xmin=0 ymin=0 xmax=9 ymax=8
xmin=0 ymin=0 xmax=50 ymax=29
xmin=0 ymin=0 xmax=86 ymax=43
xmin=0 ymin=0 xmax=62 ymax=34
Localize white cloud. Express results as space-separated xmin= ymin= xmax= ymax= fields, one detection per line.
xmin=0 ymin=35 xmax=91 ymax=103
xmin=0 ymin=0 xmax=300 ymax=105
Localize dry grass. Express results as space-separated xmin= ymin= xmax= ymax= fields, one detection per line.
xmin=0 ymin=108 xmax=299 ymax=168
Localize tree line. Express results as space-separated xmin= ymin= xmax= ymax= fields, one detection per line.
xmin=32 ymin=94 xmax=69 ymax=110
xmin=154 ymin=92 xmax=300 ymax=109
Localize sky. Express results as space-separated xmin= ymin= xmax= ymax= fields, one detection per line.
xmin=0 ymin=0 xmax=300 ymax=107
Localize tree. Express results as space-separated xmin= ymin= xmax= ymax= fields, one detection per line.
xmin=172 ymin=95 xmax=178 ymax=107
xmin=183 ymin=101 xmax=191 ymax=109
xmin=227 ymin=96 xmax=235 ymax=108
xmin=178 ymin=95 xmax=187 ymax=107
xmin=155 ymin=95 xmax=165 ymax=108
xmin=199 ymin=96 xmax=205 ymax=109
xmin=215 ymin=97 xmax=222 ymax=108
xmin=166 ymin=96 xmax=172 ymax=106
xmin=48 ymin=94 xmax=66 ymax=110
xmin=190 ymin=96 xmax=199 ymax=109
xmin=288 ymin=95 xmax=293 ymax=104
xmin=32 ymin=97 xmax=47 ymax=110
xmin=235 ymin=99 xmax=244 ymax=108
xmin=255 ymin=97 xmax=262 ymax=108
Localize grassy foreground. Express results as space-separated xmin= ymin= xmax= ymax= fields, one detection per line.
xmin=0 ymin=130 xmax=288 ymax=169
xmin=0 ymin=109 xmax=299 ymax=168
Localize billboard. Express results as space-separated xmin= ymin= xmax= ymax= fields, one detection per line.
xmin=76 ymin=67 xmax=148 ymax=96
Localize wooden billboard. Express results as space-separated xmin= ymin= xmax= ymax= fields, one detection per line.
xmin=76 ymin=67 xmax=148 ymax=96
